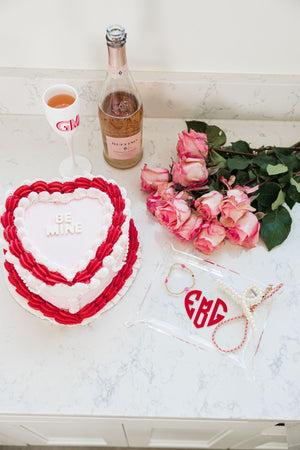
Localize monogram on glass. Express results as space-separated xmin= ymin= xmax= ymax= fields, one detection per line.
xmin=98 ymin=24 xmax=143 ymax=169
xmin=42 ymin=84 xmax=92 ymax=177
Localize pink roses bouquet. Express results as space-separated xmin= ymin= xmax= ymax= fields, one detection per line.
xmin=141 ymin=128 xmax=260 ymax=255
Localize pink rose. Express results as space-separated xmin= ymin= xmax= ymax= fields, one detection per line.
xmin=173 ymin=213 xmax=203 ymax=241
xmin=194 ymin=190 xmax=224 ymax=220
xmin=147 ymin=192 xmax=168 ymax=216
xmin=155 ymin=197 xmax=191 ymax=232
xmin=220 ymin=188 xmax=255 ymax=228
xmin=175 ymin=190 xmax=194 ymax=202
xmin=226 ymin=211 xmax=260 ymax=249
xmin=157 ymin=182 xmax=176 ymax=198
xmin=146 ymin=182 xmax=175 ymax=215
xmin=193 ymin=220 xmax=226 ymax=255
xmin=141 ymin=164 xmax=170 ymax=192
xmin=177 ymin=129 xmax=208 ymax=159
xmin=172 ymin=157 xmax=208 ymax=187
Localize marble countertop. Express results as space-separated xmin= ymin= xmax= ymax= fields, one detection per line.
xmin=0 ymin=113 xmax=299 ymax=421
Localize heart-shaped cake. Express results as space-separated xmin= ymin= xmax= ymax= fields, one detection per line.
xmin=0 ymin=175 xmax=141 ymax=325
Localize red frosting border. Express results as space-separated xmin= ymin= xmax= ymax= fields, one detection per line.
xmin=4 ymin=219 xmax=139 ymax=325
xmin=1 ymin=177 xmax=126 ymax=286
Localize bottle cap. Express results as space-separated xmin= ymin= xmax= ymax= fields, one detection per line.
xmin=106 ymin=24 xmax=127 ymax=48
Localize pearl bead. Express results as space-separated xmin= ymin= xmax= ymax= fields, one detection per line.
xmin=217 ymin=279 xmax=260 ymax=334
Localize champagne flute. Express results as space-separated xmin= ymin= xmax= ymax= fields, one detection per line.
xmin=42 ymin=84 xmax=92 ymax=177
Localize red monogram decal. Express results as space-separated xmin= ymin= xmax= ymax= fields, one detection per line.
xmin=56 ymin=114 xmax=80 ymax=132
xmin=184 ymin=289 xmax=227 ymax=329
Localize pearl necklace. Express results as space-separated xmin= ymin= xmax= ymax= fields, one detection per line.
xmin=212 ymin=282 xmax=283 ymax=353
xmin=216 ymin=280 xmax=263 ymax=334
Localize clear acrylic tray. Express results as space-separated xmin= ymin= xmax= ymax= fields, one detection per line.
xmin=127 ymin=244 xmax=284 ymax=371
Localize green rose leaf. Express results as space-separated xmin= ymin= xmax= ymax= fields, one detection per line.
xmin=207 ymin=125 xmax=227 ymax=148
xmin=186 ymin=120 xmax=207 ymax=134
xmin=227 ymin=156 xmax=252 ymax=171
xmin=274 ymin=147 xmax=293 ymax=155
xmin=271 ymin=189 xmax=285 ymax=210
xmin=260 ymin=206 xmax=292 ymax=250
xmin=218 ymin=168 xmax=231 ymax=180
xmin=252 ymin=153 xmax=278 ymax=171
xmin=278 ymin=173 xmax=292 ymax=183
xmin=231 ymin=140 xmax=252 ymax=154
xmin=235 ymin=170 xmax=249 ymax=185
xmin=274 ymin=148 xmax=299 ymax=172
xmin=285 ymin=194 xmax=296 ymax=210
xmin=290 ymin=177 xmax=300 ymax=192
xmin=186 ymin=121 xmax=226 ymax=148
xmin=248 ymin=169 xmax=257 ymax=179
xmin=266 ymin=163 xmax=288 ymax=175
xmin=207 ymin=180 xmax=219 ymax=191
xmin=287 ymin=185 xmax=300 ymax=203
xmin=257 ymin=182 xmax=280 ymax=208
xmin=209 ymin=149 xmax=227 ymax=168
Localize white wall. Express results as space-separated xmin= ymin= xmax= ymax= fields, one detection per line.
xmin=0 ymin=0 xmax=300 ymax=74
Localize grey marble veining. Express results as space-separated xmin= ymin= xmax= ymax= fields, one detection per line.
xmin=0 ymin=115 xmax=299 ymax=421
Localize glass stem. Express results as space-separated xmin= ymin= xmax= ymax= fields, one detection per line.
xmin=66 ymin=135 xmax=77 ymax=167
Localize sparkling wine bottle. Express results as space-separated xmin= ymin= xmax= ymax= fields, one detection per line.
xmin=98 ymin=24 xmax=143 ymax=169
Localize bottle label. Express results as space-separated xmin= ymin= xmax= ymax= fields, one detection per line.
xmin=108 ymin=64 xmax=129 ymax=79
xmin=106 ymin=131 xmax=141 ymax=160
